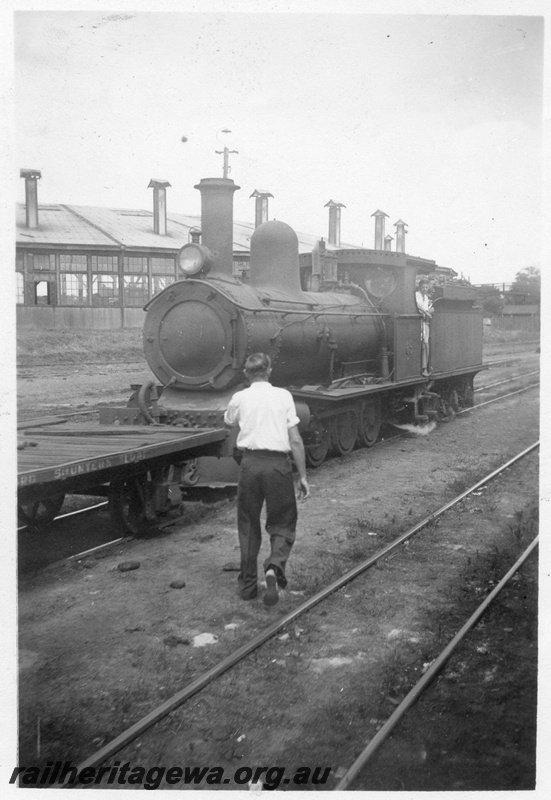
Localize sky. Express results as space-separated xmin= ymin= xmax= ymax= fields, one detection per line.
xmin=8 ymin=1 xmax=546 ymax=286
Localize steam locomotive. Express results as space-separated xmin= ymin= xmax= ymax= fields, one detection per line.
xmin=101 ymin=175 xmax=484 ymax=501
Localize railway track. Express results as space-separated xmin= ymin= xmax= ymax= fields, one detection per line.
xmin=477 ymin=369 xmax=539 ymax=392
xmin=18 ymin=371 xmax=540 ymax=570
xmin=484 ymin=352 xmax=540 ymax=368
xmin=16 ymin=357 xmax=539 ymax=427
xmin=334 ymin=532 xmax=538 ymax=789
xmin=63 ymin=441 xmax=538 ymax=785
xmin=17 ymin=363 xmax=539 ymax=788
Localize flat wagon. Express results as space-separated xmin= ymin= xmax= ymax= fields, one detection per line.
xmin=17 ymin=420 xmax=227 ymax=534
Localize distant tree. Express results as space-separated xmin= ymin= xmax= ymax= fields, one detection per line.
xmin=427 ymin=272 xmax=472 ymax=289
xmin=478 ymin=287 xmax=505 ymax=317
xmin=510 ymin=266 xmax=540 ymax=306
xmin=511 ymin=266 xmax=540 ymax=292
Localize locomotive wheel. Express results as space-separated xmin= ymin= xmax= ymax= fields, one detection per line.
xmin=305 ymin=421 xmax=330 ymax=468
xmin=331 ymin=411 xmax=358 ymax=457
xmin=108 ymin=477 xmax=160 ymax=537
xmin=18 ymin=493 xmax=65 ymax=528
xmin=357 ymin=398 xmax=382 ymax=448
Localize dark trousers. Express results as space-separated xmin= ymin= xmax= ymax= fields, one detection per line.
xmin=237 ymin=450 xmax=297 ymax=598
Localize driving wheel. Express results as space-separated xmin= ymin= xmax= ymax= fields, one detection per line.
xmin=357 ymin=398 xmax=381 ymax=448
xmin=331 ymin=411 xmax=358 ymax=457
xmin=305 ymin=420 xmax=330 ymax=467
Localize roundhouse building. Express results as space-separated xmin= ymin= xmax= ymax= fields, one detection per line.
xmin=17 ymin=171 xmax=256 ymax=330
xmin=16 ymin=169 xmax=456 ymax=330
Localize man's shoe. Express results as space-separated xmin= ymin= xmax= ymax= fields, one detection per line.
xmin=266 ymin=564 xmax=288 ymax=589
xmin=263 ymin=569 xmax=279 ymax=607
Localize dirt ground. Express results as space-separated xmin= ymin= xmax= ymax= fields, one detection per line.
xmin=16 ymin=336 xmax=542 ymax=791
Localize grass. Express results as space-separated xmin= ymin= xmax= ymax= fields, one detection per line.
xmin=16 ymin=324 xmax=538 ymax=368
xmin=17 ymin=328 xmax=144 ymax=366
xmin=291 ymin=516 xmax=404 ymax=595
xmin=445 ymin=454 xmax=512 ymax=498
xmin=482 ymin=327 xmax=539 ymax=345
xmin=377 ymin=495 xmax=538 ymax=701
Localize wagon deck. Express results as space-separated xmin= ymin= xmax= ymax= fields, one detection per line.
xmin=18 ymin=422 xmax=227 ymax=503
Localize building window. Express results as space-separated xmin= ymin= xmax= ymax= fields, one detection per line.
xmin=123 ymin=275 xmax=149 ymax=306
xmin=16 ymin=272 xmax=25 ymax=304
xmin=60 ymin=253 xmax=87 ymax=272
xmin=31 ymin=253 xmax=55 ymax=271
xmin=92 ymin=274 xmax=120 ymax=306
xmin=34 ymin=280 xmax=53 ymax=305
xmin=151 ymin=257 xmax=176 ymax=296
xmin=124 ymin=256 xmax=148 ymax=273
xmin=233 ymin=260 xmax=249 ymax=280
xmin=91 ymin=255 xmax=118 ymax=272
xmin=60 ymin=273 xmax=89 ymax=305
xmin=152 ymin=275 xmax=175 ymax=295
xmin=151 ymin=257 xmax=176 ymax=275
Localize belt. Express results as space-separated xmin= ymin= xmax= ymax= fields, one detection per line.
xmin=243 ymin=449 xmax=289 ymax=456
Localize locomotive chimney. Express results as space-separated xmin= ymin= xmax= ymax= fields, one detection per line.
xmin=394 ymin=219 xmax=408 ymax=253
xmin=371 ymin=209 xmax=388 ymax=250
xmin=194 ymin=177 xmax=240 ymax=276
xmin=20 ymin=169 xmax=41 ymax=229
xmin=325 ymin=200 xmax=345 ymax=247
xmin=384 ymin=235 xmax=393 ymax=252
xmin=148 ymin=179 xmax=171 ymax=235
xmin=250 ymin=189 xmax=273 ymax=229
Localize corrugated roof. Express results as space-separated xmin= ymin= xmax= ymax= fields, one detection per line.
xmin=16 ymin=204 xmax=117 ymax=246
xmin=16 ymin=203 xmax=359 ymax=254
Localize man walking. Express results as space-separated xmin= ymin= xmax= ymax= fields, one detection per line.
xmin=224 ymin=353 xmax=310 ymax=606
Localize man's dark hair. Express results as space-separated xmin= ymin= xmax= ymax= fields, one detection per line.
xmin=244 ymin=352 xmax=271 ymax=376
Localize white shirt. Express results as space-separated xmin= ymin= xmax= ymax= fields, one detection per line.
xmin=224 ymin=381 xmax=300 ymax=452
xmin=415 ymin=290 xmax=433 ymax=317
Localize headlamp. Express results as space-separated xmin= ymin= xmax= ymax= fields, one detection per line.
xmin=177 ymin=243 xmax=213 ymax=277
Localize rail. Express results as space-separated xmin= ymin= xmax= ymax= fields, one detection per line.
xmin=334 ymin=533 xmax=539 ymax=789
xmin=64 ymin=442 xmax=539 ymax=781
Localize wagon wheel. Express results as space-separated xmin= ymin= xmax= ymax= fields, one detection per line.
xmin=331 ymin=411 xmax=358 ymax=457
xmin=108 ymin=476 xmax=160 ymax=537
xmin=18 ymin=493 xmax=65 ymax=528
xmin=357 ymin=398 xmax=382 ymax=448
xmin=305 ymin=420 xmax=331 ymax=468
